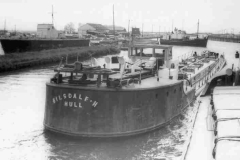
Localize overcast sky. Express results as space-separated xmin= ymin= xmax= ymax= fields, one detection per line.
xmin=0 ymin=0 xmax=239 ymax=34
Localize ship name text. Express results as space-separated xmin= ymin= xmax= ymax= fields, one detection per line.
xmin=52 ymin=93 xmax=98 ymax=108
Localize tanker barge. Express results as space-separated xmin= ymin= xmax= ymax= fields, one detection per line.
xmin=44 ymin=43 xmax=226 ymax=137
xmin=160 ymin=38 xmax=208 ymax=47
xmin=201 ymin=53 xmax=240 ymax=160
xmin=160 ymin=20 xmax=208 ymax=47
xmin=0 ymin=38 xmax=90 ymax=53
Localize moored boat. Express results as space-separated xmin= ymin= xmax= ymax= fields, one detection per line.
xmin=44 ymin=43 xmax=226 ymax=137
xmin=160 ymin=20 xmax=208 ymax=47
xmin=210 ymin=86 xmax=240 ymax=160
xmin=201 ymin=52 xmax=240 ymax=159
xmin=160 ymin=38 xmax=208 ymax=47
xmin=0 ymin=38 xmax=90 ymax=54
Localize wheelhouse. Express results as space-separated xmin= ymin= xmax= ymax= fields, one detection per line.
xmin=128 ymin=44 xmax=173 ymax=67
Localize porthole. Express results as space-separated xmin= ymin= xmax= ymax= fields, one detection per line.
xmin=174 ymin=89 xmax=176 ymax=93
xmin=155 ymin=94 xmax=158 ymax=98
xmin=180 ymin=87 xmax=182 ymax=91
xmin=166 ymin=92 xmax=169 ymax=97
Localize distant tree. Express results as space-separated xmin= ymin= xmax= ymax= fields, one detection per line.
xmin=64 ymin=22 xmax=75 ymax=34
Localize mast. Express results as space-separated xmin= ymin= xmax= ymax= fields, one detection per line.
xmin=182 ymin=19 xmax=184 ymax=31
xmin=128 ymin=19 xmax=130 ymax=38
xmin=142 ymin=23 xmax=143 ymax=37
xmin=197 ymin=19 xmax=199 ymax=39
xmin=51 ymin=5 xmax=54 ymax=27
xmin=4 ymin=19 xmax=6 ymax=33
xmin=159 ymin=26 xmax=160 ymax=36
xmin=113 ymin=5 xmax=115 ymax=39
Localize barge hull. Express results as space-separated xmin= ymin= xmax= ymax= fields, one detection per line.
xmin=0 ymin=39 xmax=90 ymax=54
xmin=160 ymin=38 xmax=208 ymax=47
xmin=44 ymin=82 xmax=195 ymax=137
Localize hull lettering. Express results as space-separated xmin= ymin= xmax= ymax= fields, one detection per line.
xmin=52 ymin=93 xmax=98 ymax=109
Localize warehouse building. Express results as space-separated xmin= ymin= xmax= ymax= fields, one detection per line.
xmin=78 ymin=23 xmax=109 ymax=38
xmin=37 ymin=24 xmax=58 ymax=39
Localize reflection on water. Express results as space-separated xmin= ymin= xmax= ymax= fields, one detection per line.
xmin=0 ymin=42 xmax=5 ymax=56
xmin=0 ymin=41 xmax=239 ymax=160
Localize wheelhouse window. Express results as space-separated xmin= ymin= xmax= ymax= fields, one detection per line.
xmin=131 ymin=48 xmax=154 ymax=57
xmin=130 ymin=48 xmax=138 ymax=56
xmin=155 ymin=49 xmax=164 ymax=58
xmin=111 ymin=57 xmax=119 ymax=64
xmin=130 ymin=47 xmax=169 ymax=60
xmin=141 ymin=48 xmax=153 ymax=57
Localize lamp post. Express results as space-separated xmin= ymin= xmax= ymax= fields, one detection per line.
xmin=159 ymin=26 xmax=161 ymax=36
xmin=235 ymin=51 xmax=240 ymax=85
xmin=128 ymin=19 xmax=130 ymax=38
xmin=236 ymin=51 xmax=240 ymax=68
xmin=152 ymin=25 xmax=154 ymax=34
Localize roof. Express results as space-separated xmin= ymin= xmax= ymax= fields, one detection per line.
xmin=38 ymin=24 xmax=53 ymax=27
xmin=132 ymin=28 xmax=141 ymax=35
xmin=213 ymin=86 xmax=240 ymax=95
xmin=87 ymin=23 xmax=108 ymax=31
xmin=37 ymin=24 xmax=54 ymax=29
xmin=87 ymin=30 xmax=101 ymax=34
xmin=104 ymin=25 xmax=126 ymax=31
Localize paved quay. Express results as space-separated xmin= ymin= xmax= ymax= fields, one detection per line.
xmin=184 ymin=96 xmax=215 ymax=160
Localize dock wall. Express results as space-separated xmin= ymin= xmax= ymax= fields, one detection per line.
xmin=0 ymin=39 xmax=90 ymax=54
xmin=208 ymin=35 xmax=240 ymax=43
xmin=0 ymin=46 xmax=119 ymax=72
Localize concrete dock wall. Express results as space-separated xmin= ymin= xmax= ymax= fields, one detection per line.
xmin=208 ymin=35 xmax=240 ymax=43
xmin=0 ymin=39 xmax=90 ymax=54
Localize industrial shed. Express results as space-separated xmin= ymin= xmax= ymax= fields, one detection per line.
xmin=37 ymin=24 xmax=58 ymax=39
xmin=78 ymin=23 xmax=109 ymax=38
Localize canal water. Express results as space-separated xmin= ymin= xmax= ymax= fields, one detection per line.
xmin=0 ymin=41 xmax=239 ymax=160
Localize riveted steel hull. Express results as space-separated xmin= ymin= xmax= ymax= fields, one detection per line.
xmin=44 ymin=82 xmax=195 ymax=137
